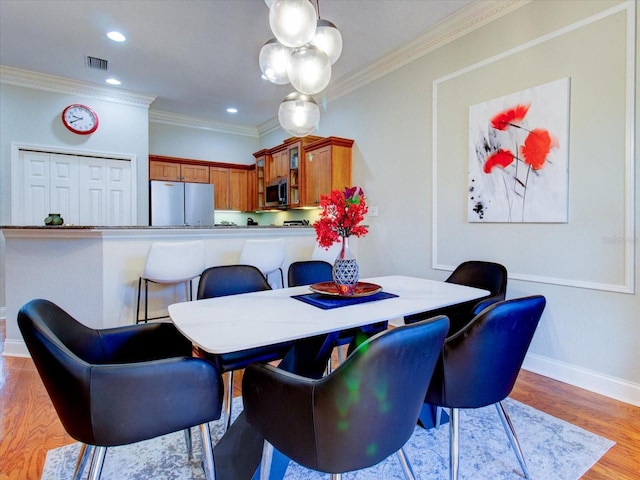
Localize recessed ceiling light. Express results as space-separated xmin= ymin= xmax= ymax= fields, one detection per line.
xmin=106 ymin=78 xmax=121 ymax=85
xmin=226 ymin=107 xmax=238 ymax=113
xmin=107 ymin=31 xmax=126 ymax=42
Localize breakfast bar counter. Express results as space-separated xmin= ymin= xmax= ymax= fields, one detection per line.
xmin=1 ymin=226 xmax=320 ymax=357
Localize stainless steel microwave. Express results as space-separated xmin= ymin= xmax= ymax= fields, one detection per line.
xmin=265 ymin=177 xmax=288 ymax=208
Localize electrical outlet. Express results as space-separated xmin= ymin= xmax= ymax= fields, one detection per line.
xmin=369 ymin=206 xmax=379 ymax=217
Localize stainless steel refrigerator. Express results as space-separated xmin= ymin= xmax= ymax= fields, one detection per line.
xmin=150 ymin=180 xmax=215 ymax=226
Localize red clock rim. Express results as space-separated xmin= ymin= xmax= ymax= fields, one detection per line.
xmin=61 ymin=104 xmax=99 ymax=135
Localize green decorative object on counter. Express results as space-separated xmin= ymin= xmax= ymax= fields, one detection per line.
xmin=44 ymin=213 xmax=64 ymax=226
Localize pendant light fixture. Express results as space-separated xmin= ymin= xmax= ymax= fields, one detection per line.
xmin=269 ymin=0 xmax=317 ymax=48
xmin=310 ymin=18 xmax=342 ymax=65
xmin=287 ymin=45 xmax=331 ymax=95
xmin=278 ymin=92 xmax=320 ymax=137
xmin=261 ymin=0 xmax=343 ymax=136
xmin=259 ymin=38 xmax=293 ymax=85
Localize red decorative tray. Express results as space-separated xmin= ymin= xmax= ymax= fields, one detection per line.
xmin=309 ymin=281 xmax=383 ymax=297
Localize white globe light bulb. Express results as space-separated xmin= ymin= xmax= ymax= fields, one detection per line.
xmin=310 ymin=19 xmax=342 ymax=65
xmin=259 ymin=39 xmax=292 ymax=85
xmin=287 ymin=45 xmax=331 ymax=95
xmin=278 ymin=92 xmax=320 ymax=137
xmin=269 ymin=0 xmax=317 ymax=48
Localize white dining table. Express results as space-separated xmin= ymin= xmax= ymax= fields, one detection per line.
xmin=168 ymin=274 xmax=489 ymax=480
xmin=168 ymin=275 xmax=490 ymax=355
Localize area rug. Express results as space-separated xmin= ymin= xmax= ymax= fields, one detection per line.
xmin=41 ymin=397 xmax=613 ymax=480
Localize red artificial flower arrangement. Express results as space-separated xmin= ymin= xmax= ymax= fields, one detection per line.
xmin=314 ymin=186 xmax=369 ymax=248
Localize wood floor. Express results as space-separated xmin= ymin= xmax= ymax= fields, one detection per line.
xmin=1 ymin=319 xmax=639 ymax=480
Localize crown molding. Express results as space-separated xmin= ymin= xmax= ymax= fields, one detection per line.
xmin=257 ymin=116 xmax=282 ymax=137
xmin=0 ymin=65 xmax=156 ymax=107
xmin=325 ymin=0 xmax=529 ymax=102
xmin=149 ymin=110 xmax=259 ymax=138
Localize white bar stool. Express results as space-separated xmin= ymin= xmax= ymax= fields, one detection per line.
xmin=136 ymin=240 xmax=206 ymax=323
xmin=239 ymin=238 xmax=285 ymax=288
xmin=311 ymin=241 xmax=342 ymax=264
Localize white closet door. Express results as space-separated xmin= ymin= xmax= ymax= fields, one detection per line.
xmin=50 ymin=154 xmax=79 ymax=224
xmin=16 ymin=148 xmax=133 ymax=226
xmin=79 ymin=158 xmax=132 ymax=226
xmin=21 ymin=151 xmax=50 ymax=225
xmin=105 ymin=158 xmax=132 ymax=226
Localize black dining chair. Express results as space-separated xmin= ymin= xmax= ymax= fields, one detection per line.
xmin=424 ymin=295 xmax=546 ymax=480
xmin=243 ymin=315 xmax=450 ymax=480
xmin=287 ymin=260 xmax=387 ymax=372
xmin=287 ymin=260 xmax=333 ymax=287
xmin=197 ymin=264 xmax=295 ymax=430
xmin=405 ymin=260 xmax=508 ymax=335
xmin=18 ymin=298 xmax=223 ymax=480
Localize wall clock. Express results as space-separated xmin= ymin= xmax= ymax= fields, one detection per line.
xmin=61 ymin=104 xmax=99 ymax=135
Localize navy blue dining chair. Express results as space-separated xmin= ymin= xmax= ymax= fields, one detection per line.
xmin=197 ymin=264 xmax=294 ymax=430
xmin=243 ymin=316 xmax=450 ymax=480
xmin=287 ymin=260 xmax=386 ymax=371
xmin=424 ymin=295 xmax=546 ymax=480
xmin=18 ymin=298 xmax=222 ymax=480
xmin=405 ymin=260 xmax=508 ymax=336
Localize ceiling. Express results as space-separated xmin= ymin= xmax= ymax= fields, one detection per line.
xmin=0 ymin=0 xmax=479 ymax=132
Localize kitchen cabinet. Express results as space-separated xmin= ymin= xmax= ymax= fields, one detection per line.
xmin=267 ymin=146 xmax=289 ymax=182
xmin=149 ymin=155 xmax=252 ymax=211
xmin=254 ymin=153 xmax=266 ymax=209
xmin=253 ymin=136 xmax=324 ymax=210
xmin=300 ymin=137 xmax=353 ymax=207
xmin=210 ymin=166 xmax=250 ymax=211
xmin=149 ymin=158 xmax=209 ymax=183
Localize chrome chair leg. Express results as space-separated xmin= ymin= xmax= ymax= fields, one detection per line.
xmin=87 ymin=445 xmax=107 ymax=480
xmin=184 ymin=427 xmax=193 ymax=460
xmin=73 ymin=443 xmax=93 ymax=480
xmin=135 ymin=277 xmax=143 ymax=323
xmin=200 ymin=423 xmax=216 ymax=480
xmin=144 ymin=279 xmax=150 ymax=323
xmin=223 ymin=371 xmax=234 ymax=431
xmin=449 ymin=407 xmax=460 ymax=480
xmin=330 ymin=474 xmax=342 ymax=480
xmin=259 ymin=441 xmax=274 ymax=480
xmin=495 ymin=401 xmax=531 ymax=479
xmin=396 ymin=447 xmax=416 ymax=480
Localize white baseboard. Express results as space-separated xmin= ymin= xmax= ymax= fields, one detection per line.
xmin=523 ymin=352 xmax=640 ymax=407
xmin=2 ymin=339 xmax=29 ymax=357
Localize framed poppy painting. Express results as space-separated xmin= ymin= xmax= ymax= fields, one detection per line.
xmin=468 ymin=77 xmax=570 ymax=223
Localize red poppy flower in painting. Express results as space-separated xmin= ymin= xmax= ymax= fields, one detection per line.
xmin=483 ymin=148 xmax=515 ymax=173
xmin=478 ymin=102 xmax=559 ymax=221
xmin=520 ymin=128 xmax=558 ymax=170
xmin=490 ymin=104 xmax=530 ymax=131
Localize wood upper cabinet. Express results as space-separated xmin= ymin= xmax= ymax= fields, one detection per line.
xmin=181 ymin=164 xmax=209 ymax=183
xmin=149 ymin=155 xmax=252 ymax=211
xmin=210 ymin=166 xmax=250 ymax=211
xmin=149 ymin=160 xmax=181 ymax=181
xmin=149 ymin=157 xmax=209 ymax=183
xmin=253 ymin=152 xmax=268 ymax=210
xmin=252 ymin=135 xmax=348 ymax=210
xmin=300 ymin=137 xmax=353 ymax=207
xmin=210 ymin=167 xmax=230 ymax=210
xmin=267 ymin=146 xmax=288 ymax=182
